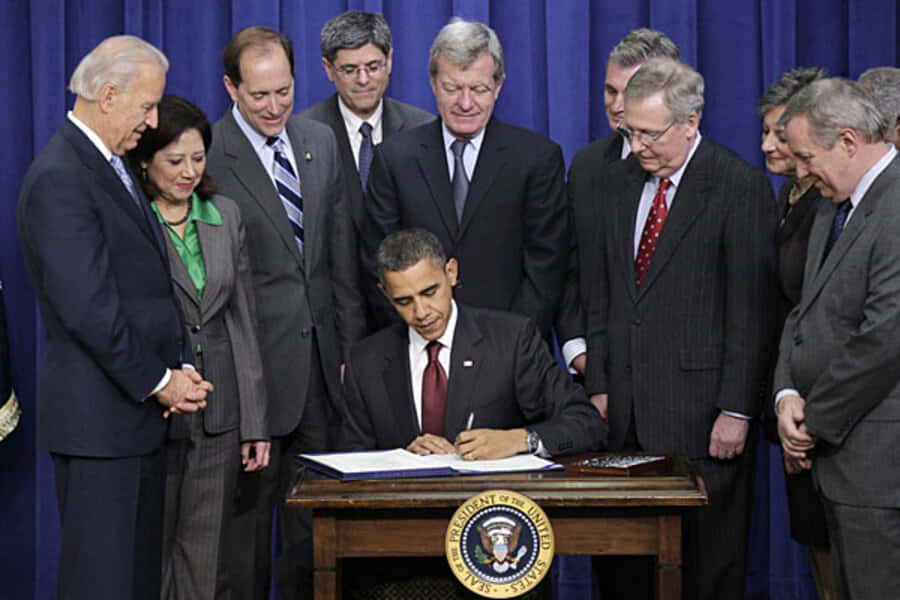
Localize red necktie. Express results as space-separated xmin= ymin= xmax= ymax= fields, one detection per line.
xmin=635 ymin=178 xmax=672 ymax=285
xmin=421 ymin=341 xmax=447 ymax=436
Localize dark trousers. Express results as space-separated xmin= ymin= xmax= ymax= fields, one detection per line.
xmin=230 ymin=341 xmax=331 ymax=600
xmin=53 ymin=449 xmax=166 ymax=600
xmin=822 ymin=496 xmax=900 ymax=599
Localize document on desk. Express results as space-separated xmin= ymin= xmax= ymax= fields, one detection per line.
xmin=298 ymin=448 xmax=562 ymax=481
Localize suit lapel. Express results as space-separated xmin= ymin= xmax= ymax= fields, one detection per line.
xmin=416 ymin=120 xmax=459 ymax=238
xmin=380 ymin=326 xmax=420 ymax=438
xmin=615 ymin=160 xmax=646 ymax=302
xmin=162 ymin=229 xmax=199 ymax=309
xmin=458 ymin=118 xmax=505 ymax=238
xmin=445 ymin=307 xmax=483 ymax=437
xmin=636 ymin=139 xmax=712 ymax=298
xmin=195 ymin=219 xmax=228 ymax=317
xmin=220 ymin=111 xmax=304 ymax=270
xmin=287 ymin=118 xmax=317 ymax=273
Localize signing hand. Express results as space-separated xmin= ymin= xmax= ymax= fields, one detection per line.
xmin=708 ymin=413 xmax=749 ymax=460
xmin=454 ymin=428 xmax=528 ymax=461
xmin=241 ymin=440 xmax=271 ymax=471
xmin=406 ymin=433 xmax=457 ymax=455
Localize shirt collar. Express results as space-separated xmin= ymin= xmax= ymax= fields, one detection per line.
xmin=648 ymin=132 xmax=702 ymax=189
xmin=620 ymin=135 xmax=632 ymax=159
xmin=408 ymin=299 xmax=459 ymax=355
xmin=337 ymin=95 xmax=383 ymax=135
xmin=441 ymin=121 xmax=486 ymax=156
xmin=231 ymin=103 xmax=277 ymax=153
xmin=849 ymin=144 xmax=897 ymax=208
xmin=67 ymin=111 xmax=112 ymax=161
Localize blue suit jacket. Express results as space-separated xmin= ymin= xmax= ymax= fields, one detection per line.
xmin=17 ymin=118 xmax=188 ymax=457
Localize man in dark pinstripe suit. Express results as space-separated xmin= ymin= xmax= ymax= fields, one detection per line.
xmin=585 ymin=58 xmax=777 ymax=599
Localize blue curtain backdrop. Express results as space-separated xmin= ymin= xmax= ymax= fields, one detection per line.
xmin=1 ymin=1 xmax=897 ymax=598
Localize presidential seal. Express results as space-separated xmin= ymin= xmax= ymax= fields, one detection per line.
xmin=445 ymin=490 xmax=554 ymax=598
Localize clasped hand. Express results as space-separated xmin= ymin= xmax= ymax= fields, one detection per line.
xmin=157 ymin=367 xmax=214 ymax=418
xmin=776 ymin=394 xmax=815 ymax=471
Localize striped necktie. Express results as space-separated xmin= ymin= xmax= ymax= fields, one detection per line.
xmin=266 ymin=136 xmax=304 ymax=256
xmin=358 ymin=121 xmax=374 ymax=189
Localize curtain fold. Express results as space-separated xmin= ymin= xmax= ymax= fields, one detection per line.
xmin=3 ymin=2 xmax=897 ymax=598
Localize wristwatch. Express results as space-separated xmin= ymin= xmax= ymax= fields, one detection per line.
xmin=525 ymin=429 xmax=540 ymax=454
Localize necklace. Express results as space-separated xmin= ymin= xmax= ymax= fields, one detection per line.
xmin=162 ymin=196 xmax=192 ymax=227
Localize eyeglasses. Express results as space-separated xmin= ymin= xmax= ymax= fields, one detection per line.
xmin=618 ymin=121 xmax=675 ymax=146
xmin=333 ymin=60 xmax=386 ymax=80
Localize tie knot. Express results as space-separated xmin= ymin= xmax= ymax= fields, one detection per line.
xmin=266 ymin=136 xmax=282 ymax=150
xmin=359 ymin=122 xmax=373 ymax=138
xmin=451 ymin=139 xmax=467 ymax=159
xmin=426 ymin=340 xmax=442 ymax=362
xmin=835 ymin=199 xmax=851 ymax=215
xmin=658 ymin=178 xmax=672 ymax=194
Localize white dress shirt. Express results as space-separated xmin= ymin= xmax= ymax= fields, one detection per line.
xmin=337 ymin=96 xmax=384 ymax=169
xmin=231 ymin=104 xmax=299 ymax=188
xmin=441 ymin=123 xmax=485 ymax=182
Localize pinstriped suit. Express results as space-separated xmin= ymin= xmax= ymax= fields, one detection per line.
xmin=159 ymin=194 xmax=267 ymax=599
xmin=586 ymin=137 xmax=777 ymax=599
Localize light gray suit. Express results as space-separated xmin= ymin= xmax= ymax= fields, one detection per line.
xmin=207 ymin=109 xmax=359 ymax=600
xmin=160 ymin=194 xmax=267 ymax=599
xmin=774 ymin=154 xmax=900 ymax=597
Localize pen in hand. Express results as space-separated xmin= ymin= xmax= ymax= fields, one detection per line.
xmin=465 ymin=412 xmax=475 ymax=431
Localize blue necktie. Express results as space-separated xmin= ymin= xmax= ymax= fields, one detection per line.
xmin=823 ymin=199 xmax=851 ymax=261
xmin=110 ymin=155 xmax=140 ymax=206
xmin=358 ymin=121 xmax=374 ymax=190
xmin=266 ymin=136 xmax=304 ymax=257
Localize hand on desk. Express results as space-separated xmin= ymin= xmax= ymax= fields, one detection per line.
xmin=158 ymin=367 xmax=213 ymax=418
xmin=406 ymin=433 xmax=456 ymax=455
xmin=454 ymin=428 xmax=528 ymax=461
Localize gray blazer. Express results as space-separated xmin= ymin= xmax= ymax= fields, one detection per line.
xmin=162 ymin=194 xmax=267 ymax=442
xmin=207 ymin=111 xmax=359 ymax=436
xmin=774 ymin=154 xmax=900 ymax=508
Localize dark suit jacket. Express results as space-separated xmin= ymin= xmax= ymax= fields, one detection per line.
xmin=339 ymin=304 xmax=606 ymax=455
xmin=556 ymin=131 xmax=625 ymax=342
xmin=365 ymin=118 xmax=569 ymax=339
xmin=774 ymin=154 xmax=900 ymax=508
xmin=207 ymin=110 xmax=360 ymax=436
xmin=17 ymin=119 xmax=188 ymax=456
xmin=162 ymin=194 xmax=267 ymax=442
xmin=586 ymin=137 xmax=777 ymax=457
xmin=299 ymin=94 xmax=433 ymax=340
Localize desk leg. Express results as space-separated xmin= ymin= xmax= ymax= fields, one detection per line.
xmin=314 ymin=516 xmax=340 ymax=600
xmin=656 ymin=515 xmax=682 ymax=600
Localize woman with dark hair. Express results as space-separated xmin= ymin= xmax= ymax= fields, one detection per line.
xmin=758 ymin=67 xmax=836 ymax=600
xmin=127 ymin=94 xmax=268 ymax=599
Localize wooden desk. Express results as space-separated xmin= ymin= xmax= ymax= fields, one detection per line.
xmin=287 ymin=456 xmax=705 ymax=600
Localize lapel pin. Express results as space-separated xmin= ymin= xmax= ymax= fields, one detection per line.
xmin=304 ymin=152 xmax=312 ymax=162
xmin=463 ymin=359 xmax=474 ymax=368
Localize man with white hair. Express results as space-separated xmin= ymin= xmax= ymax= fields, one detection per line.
xmin=17 ymin=36 xmax=211 ymax=599
xmin=775 ymin=77 xmax=900 ymax=598
xmin=858 ymin=66 xmax=900 ymax=145
xmin=584 ymin=57 xmax=776 ymax=599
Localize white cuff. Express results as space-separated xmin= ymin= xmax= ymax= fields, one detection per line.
xmin=561 ymin=337 xmax=587 ymax=371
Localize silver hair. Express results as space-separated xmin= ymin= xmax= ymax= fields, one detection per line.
xmin=69 ymin=35 xmax=168 ymax=101
xmin=320 ymin=10 xmax=392 ymax=64
xmin=608 ymin=28 xmax=680 ymax=68
xmin=377 ymin=228 xmax=447 ymax=285
xmin=428 ymin=18 xmax=504 ymax=83
xmin=858 ymin=67 xmax=900 ymax=135
xmin=758 ymin=66 xmax=828 ymax=117
xmin=778 ymin=78 xmax=888 ymax=147
xmin=624 ymin=57 xmax=704 ymax=123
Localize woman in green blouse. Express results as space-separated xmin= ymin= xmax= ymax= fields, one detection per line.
xmin=127 ymin=95 xmax=269 ymax=600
